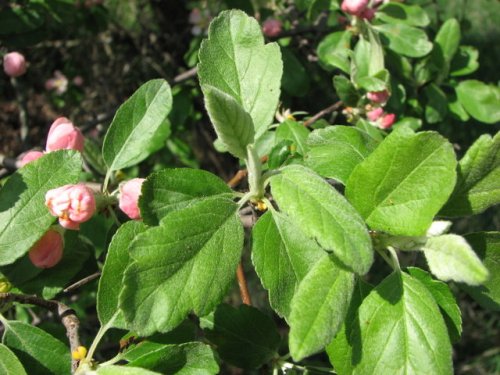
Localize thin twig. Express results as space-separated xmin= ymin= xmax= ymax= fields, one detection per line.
xmin=227 ymin=155 xmax=269 ymax=189
xmin=0 ymin=293 xmax=80 ymax=373
xmin=303 ymin=101 xmax=343 ymax=127
xmin=236 ymin=263 xmax=252 ymax=306
xmin=63 ymin=272 xmax=101 ymax=293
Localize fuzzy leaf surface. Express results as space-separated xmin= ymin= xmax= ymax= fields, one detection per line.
xmin=270 ymin=165 xmax=373 ymax=275
xmin=441 ymin=132 xmax=500 ymax=216
xmin=305 ymin=126 xmax=378 ymax=184
xmin=98 ymin=221 xmax=147 ymax=328
xmin=346 ymin=128 xmax=457 ymax=236
xmin=198 ymin=9 xmax=282 ymax=138
xmin=0 ymin=150 xmax=81 ymax=266
xmin=423 ymin=234 xmax=489 ymax=285
xmin=347 ymin=272 xmax=452 ymax=374
xmin=140 ymin=168 xmax=233 ymax=226
xmin=103 ymin=79 xmax=172 ymax=171
xmin=1 ymin=320 xmax=71 ymax=375
xmin=289 ymin=255 xmax=355 ymax=361
xmin=0 ymin=344 xmax=27 ymax=375
xmin=120 ymin=197 xmax=243 ymax=335
xmin=251 ymin=211 xmax=324 ymax=318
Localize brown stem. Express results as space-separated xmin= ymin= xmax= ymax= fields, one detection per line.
xmin=236 ymin=263 xmax=252 ymax=306
xmin=63 ymin=272 xmax=101 ymax=293
xmin=303 ymin=101 xmax=343 ymax=127
xmin=0 ymin=293 xmax=81 ymax=373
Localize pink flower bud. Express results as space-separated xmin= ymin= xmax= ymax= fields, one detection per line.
xmin=367 ymin=107 xmax=384 ymax=122
xmin=19 ymin=150 xmax=44 ymax=167
xmin=262 ymin=19 xmax=282 ymax=38
xmin=119 ymin=178 xmax=145 ymax=220
xmin=367 ymin=90 xmax=389 ymax=104
xmin=3 ymin=52 xmax=27 ymax=78
xmin=29 ymin=229 xmax=64 ymax=268
xmin=341 ymin=0 xmax=370 ymax=16
xmin=46 ymin=184 xmax=96 ymax=230
xmin=46 ymin=117 xmax=84 ymax=152
xmin=380 ymin=113 xmax=396 ymax=129
xmin=360 ymin=7 xmax=376 ymax=21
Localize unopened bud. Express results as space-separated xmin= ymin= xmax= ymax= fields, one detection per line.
xmin=3 ymin=52 xmax=27 ymax=78
xmin=118 ymin=178 xmax=145 ymax=220
xmin=367 ymin=90 xmax=389 ymax=104
xmin=46 ymin=184 xmax=96 ymax=230
xmin=367 ymin=107 xmax=384 ymax=122
xmin=0 ymin=275 xmax=12 ymax=293
xmin=262 ymin=19 xmax=282 ymax=38
xmin=46 ymin=117 xmax=84 ymax=152
xmin=29 ymin=229 xmax=64 ymax=268
xmin=379 ymin=113 xmax=396 ymax=129
xmin=341 ymin=0 xmax=370 ymax=16
xmin=19 ymin=150 xmax=44 ymax=167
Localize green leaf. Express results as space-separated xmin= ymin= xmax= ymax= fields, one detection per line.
xmin=352 ymin=36 xmax=386 ymax=88
xmin=346 ymin=128 xmax=457 ymax=236
xmin=204 ymin=304 xmax=280 ymax=369
xmin=347 ymin=272 xmax=453 ymax=374
xmin=376 ymin=2 xmax=430 ymax=27
xmin=456 ymin=80 xmax=500 ymax=124
xmin=0 ymin=150 xmax=82 ymax=266
xmin=0 ymin=319 xmax=71 ymax=375
xmin=423 ymin=234 xmax=488 ymax=285
xmin=333 ymin=75 xmax=360 ymax=107
xmin=433 ymin=18 xmax=460 ymax=79
xmin=267 ymin=140 xmax=293 ymax=169
xmin=97 ymin=366 xmax=161 ymax=375
xmin=139 ymin=168 xmax=233 ymax=226
xmin=251 ymin=211 xmax=324 ymax=317
xmin=198 ymin=10 xmax=282 ymax=138
xmin=317 ymin=31 xmax=353 ymax=73
xmin=375 ymin=23 xmax=433 ymax=58
xmin=326 ymin=279 xmax=373 ymax=375
xmin=203 ymin=85 xmax=255 ymax=158
xmin=97 ymin=221 xmax=147 ymax=328
xmin=289 ymin=255 xmax=355 ymax=361
xmin=448 ymin=92 xmax=470 ymax=122
xmin=450 ymin=46 xmax=479 ymax=77
xmin=126 ymin=342 xmax=219 ymax=374
xmin=275 ymin=120 xmax=310 ymax=156
xmin=407 ymin=267 xmax=462 ymax=342
xmin=462 ymin=232 xmax=500 ymax=310
xmin=392 ymin=117 xmax=422 ymax=131
xmin=120 ymin=197 xmax=243 ymax=335
xmin=305 ymin=126 xmax=378 ymax=184
xmin=441 ymin=133 xmax=500 ymax=216
xmin=0 ymin=344 xmax=27 ymax=375
xmin=424 ymin=83 xmax=448 ymax=123
xmin=102 ymin=79 xmax=172 ymax=172
xmin=270 ymin=165 xmax=373 ymax=275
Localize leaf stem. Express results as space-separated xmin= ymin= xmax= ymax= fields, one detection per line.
xmin=236 ymin=262 xmax=252 ymax=306
xmin=85 ymin=319 xmax=113 ymax=364
xmin=246 ymin=144 xmax=264 ymax=200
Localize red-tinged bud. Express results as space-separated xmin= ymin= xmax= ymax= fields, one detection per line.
xmin=360 ymin=7 xmax=376 ymax=21
xmin=341 ymin=0 xmax=370 ymax=16
xmin=45 ymin=117 xmax=84 ymax=152
xmin=29 ymin=229 xmax=64 ymax=269
xmin=19 ymin=150 xmax=44 ymax=167
xmin=380 ymin=113 xmax=396 ymax=129
xmin=262 ymin=19 xmax=282 ymax=38
xmin=119 ymin=178 xmax=145 ymax=220
xmin=3 ymin=52 xmax=27 ymax=78
xmin=46 ymin=184 xmax=96 ymax=230
xmin=367 ymin=107 xmax=384 ymax=121
xmin=367 ymin=90 xmax=389 ymax=103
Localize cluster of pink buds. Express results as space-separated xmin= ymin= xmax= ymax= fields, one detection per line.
xmin=118 ymin=178 xmax=145 ymax=220
xmin=262 ymin=19 xmax=282 ymax=38
xmin=341 ymin=0 xmax=385 ymax=21
xmin=366 ymin=107 xmax=396 ymax=129
xmin=29 ymin=229 xmax=64 ymax=268
xmin=45 ymin=184 xmax=96 ymax=230
xmin=19 ymin=117 xmax=84 ymax=167
xmin=3 ymin=52 xmax=27 ymax=78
